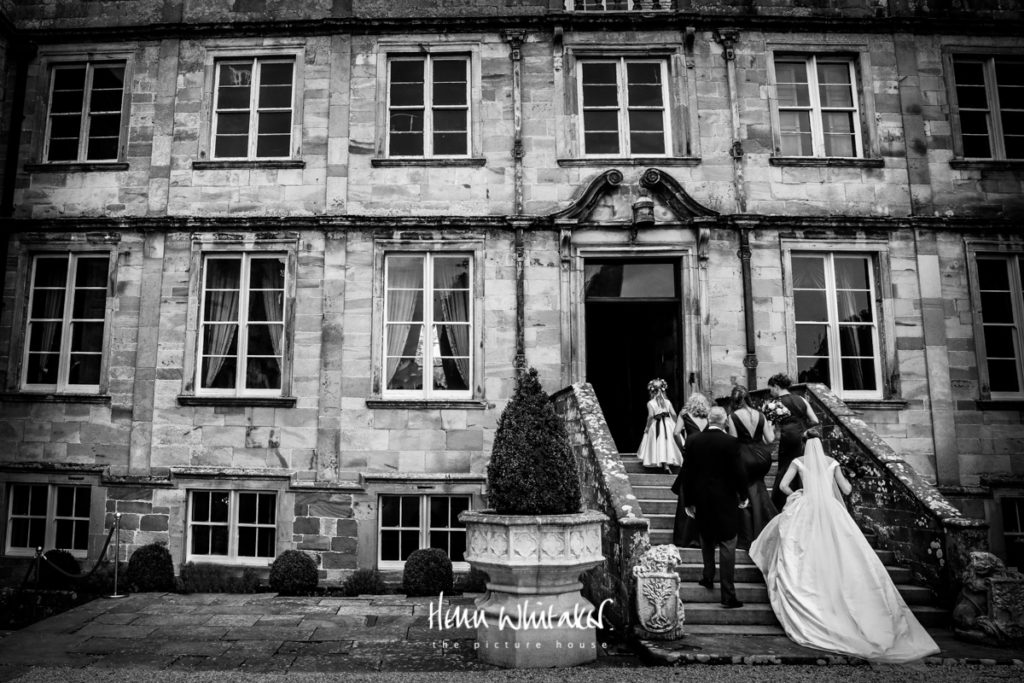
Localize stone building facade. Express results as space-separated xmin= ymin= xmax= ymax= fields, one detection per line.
xmin=0 ymin=0 xmax=1023 ymax=582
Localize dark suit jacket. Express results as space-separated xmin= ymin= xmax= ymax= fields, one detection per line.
xmin=679 ymin=426 xmax=748 ymax=543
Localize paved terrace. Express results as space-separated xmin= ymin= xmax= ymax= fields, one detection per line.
xmin=0 ymin=592 xmax=1023 ymax=679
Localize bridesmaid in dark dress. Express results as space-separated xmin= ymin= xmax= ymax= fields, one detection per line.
xmin=670 ymin=392 xmax=710 ymax=548
xmin=727 ymin=385 xmax=777 ymax=550
xmin=767 ymin=373 xmax=820 ymax=511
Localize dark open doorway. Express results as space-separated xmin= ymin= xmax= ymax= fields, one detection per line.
xmin=584 ymin=259 xmax=682 ymax=453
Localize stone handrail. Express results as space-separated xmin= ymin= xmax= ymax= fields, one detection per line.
xmin=551 ymin=382 xmax=650 ymax=630
xmin=786 ymin=383 xmax=989 ymax=605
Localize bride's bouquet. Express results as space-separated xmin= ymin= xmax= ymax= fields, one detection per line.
xmin=762 ymin=399 xmax=792 ymax=425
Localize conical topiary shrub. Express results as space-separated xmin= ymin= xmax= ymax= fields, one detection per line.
xmin=487 ymin=367 xmax=582 ymax=515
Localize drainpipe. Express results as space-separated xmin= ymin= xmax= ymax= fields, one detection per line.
xmin=505 ymin=31 xmax=527 ymax=375
xmin=0 ymin=39 xmax=36 ymax=327
xmin=714 ymin=29 xmax=757 ymax=389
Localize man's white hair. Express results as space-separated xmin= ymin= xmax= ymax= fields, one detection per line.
xmin=708 ymin=406 xmax=728 ymax=426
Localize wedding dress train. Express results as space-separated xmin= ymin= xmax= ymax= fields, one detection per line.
xmin=749 ymin=438 xmax=940 ymax=663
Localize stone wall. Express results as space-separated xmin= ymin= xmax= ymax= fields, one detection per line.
xmin=552 ymin=382 xmax=648 ymax=630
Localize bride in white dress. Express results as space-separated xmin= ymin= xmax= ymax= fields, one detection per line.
xmin=749 ymin=435 xmax=940 ymax=663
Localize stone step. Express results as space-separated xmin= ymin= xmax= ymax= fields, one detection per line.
xmin=637 ymin=499 xmax=677 ymax=515
xmin=673 ymin=546 xmax=895 ymax=565
xmin=675 ymin=562 xmax=913 ymax=585
xmin=685 ymin=624 xmax=786 ymax=636
xmin=678 ymin=581 xmax=934 ymax=606
xmin=627 ymin=472 xmax=678 ymax=486
xmin=646 ymin=513 xmax=676 ymax=530
xmin=632 ymin=486 xmax=677 ymax=500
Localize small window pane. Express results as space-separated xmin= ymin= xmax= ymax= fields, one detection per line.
xmin=192 ymin=492 xmax=210 ymax=523
xmin=73 ymin=290 xmax=106 ymax=320
xmin=32 ymin=291 xmax=67 ymax=320
xmin=74 ymin=488 xmax=91 ymax=518
xmin=796 ymin=324 xmax=828 ymax=356
xmin=255 ymin=133 xmax=290 ymax=158
xmin=257 ymin=111 xmax=291 ymax=136
xmin=794 ymin=290 xmax=828 ymax=322
xmin=258 ymin=83 xmax=292 ymax=110
xmin=29 ymin=322 xmax=63 ymax=353
xmin=245 ymin=357 xmax=281 ymax=390
xmin=29 ymin=486 xmax=47 ymax=516
xmin=386 ymin=356 xmax=423 ymax=391
xmin=260 ymin=62 xmax=293 ymax=86
xmin=797 ymin=356 xmax=831 ymax=386
xmin=390 ymin=84 xmax=424 ymax=108
xmin=841 ymin=358 xmax=877 ymax=392
xmin=400 ymin=530 xmax=419 ymax=561
xmin=981 ymin=291 xmax=1014 ymax=323
xmin=839 ymin=325 xmax=875 ymax=357
xmin=401 ymin=497 xmax=419 ymax=527
xmin=380 ymin=530 xmax=400 ymax=561
xmin=210 ymin=492 xmax=229 ymax=523
xmin=214 ymin=134 xmax=248 ymax=159
xmin=984 ymin=326 xmax=1017 ymax=359
xmin=989 ymin=359 xmax=1021 ymax=393
xmin=381 ymin=496 xmax=400 ymax=527
xmin=68 ymin=355 xmax=101 ymax=385
xmin=957 ymin=84 xmax=990 ymax=111
xmin=26 ymin=354 xmax=60 ymax=384
xmin=258 ymin=494 xmax=276 ymax=525
xmin=239 ymin=493 xmax=256 ymax=524
xmin=978 ymin=258 xmax=1011 ymax=290
xmin=71 ymin=322 xmax=104 ymax=351
xmin=56 ymin=487 xmax=74 ymax=517
xmin=430 ymin=497 xmax=448 ymax=529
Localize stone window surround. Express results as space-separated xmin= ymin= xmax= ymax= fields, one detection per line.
xmin=179 ymin=475 xmax=292 ymax=567
xmin=26 ymin=45 xmax=135 ymax=172
xmin=764 ymin=38 xmax=881 ymax=165
xmin=373 ymin=40 xmax=485 ymax=165
xmin=355 ymin=474 xmax=485 ymax=571
xmin=194 ymin=41 xmax=306 ymax=168
xmin=0 ymin=469 xmax=105 ymax=560
xmin=557 ymin=42 xmax=699 ymax=164
xmin=779 ymin=237 xmax=895 ymax=402
xmin=943 ymin=45 xmax=1024 ymax=163
xmin=179 ymin=235 xmax=299 ymax=405
xmin=370 ymin=235 xmax=486 ymax=403
xmin=3 ymin=236 xmax=119 ymax=398
xmin=965 ymin=238 xmax=1024 ymax=401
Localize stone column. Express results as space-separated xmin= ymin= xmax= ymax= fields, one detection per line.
xmin=129 ymin=231 xmax=166 ymax=475
xmin=914 ymin=229 xmax=959 ymax=486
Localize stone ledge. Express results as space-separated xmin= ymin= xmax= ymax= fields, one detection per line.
xmin=846 ymin=398 xmax=909 ymax=410
xmin=364 ymin=399 xmax=488 ymax=410
xmin=949 ymin=159 xmax=1024 ymax=171
xmin=557 ymin=157 xmax=701 ymax=167
xmin=768 ymin=156 xmax=885 ymax=168
xmin=975 ymin=399 xmax=1024 ymax=411
xmin=169 ymin=466 xmax=294 ymax=480
xmin=103 ymin=475 xmax=174 ymax=487
xmin=177 ymin=395 xmax=297 ymax=408
xmin=191 ymin=160 xmax=305 ymax=170
xmin=371 ymin=157 xmax=487 ymax=167
xmin=288 ymin=481 xmax=364 ymax=492
xmin=0 ymin=392 xmax=111 ymax=404
xmin=0 ymin=462 xmax=107 ymax=474
xmin=24 ymin=162 xmax=130 ymax=173
xmin=360 ymin=472 xmax=486 ymax=485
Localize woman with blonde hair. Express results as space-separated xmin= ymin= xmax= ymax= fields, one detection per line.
xmin=670 ymin=391 xmax=711 ymax=548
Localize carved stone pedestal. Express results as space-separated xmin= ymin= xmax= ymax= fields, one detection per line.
xmin=633 ymin=545 xmax=684 ymax=640
xmin=460 ymin=510 xmax=608 ymax=668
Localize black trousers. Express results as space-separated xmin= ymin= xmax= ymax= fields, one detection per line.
xmin=700 ymin=534 xmax=738 ymax=604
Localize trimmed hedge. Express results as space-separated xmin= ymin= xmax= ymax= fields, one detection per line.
xmin=180 ymin=562 xmax=261 ymax=594
xmin=402 ymin=548 xmax=453 ymax=597
xmin=126 ymin=543 xmax=175 ymax=592
xmin=269 ymin=550 xmax=319 ymax=595
xmin=487 ymin=368 xmax=581 ymax=515
xmin=340 ymin=568 xmax=388 ymax=597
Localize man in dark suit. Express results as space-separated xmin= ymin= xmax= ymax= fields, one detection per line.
xmin=678 ymin=406 xmax=749 ymax=608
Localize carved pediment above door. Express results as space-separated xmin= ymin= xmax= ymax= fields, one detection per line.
xmin=550 ymin=168 xmax=719 ymax=258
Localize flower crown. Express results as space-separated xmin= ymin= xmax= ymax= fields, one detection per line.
xmin=647 ymin=378 xmax=668 ymax=394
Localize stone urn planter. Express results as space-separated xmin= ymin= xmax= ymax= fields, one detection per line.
xmin=460 ymin=509 xmax=608 ymax=668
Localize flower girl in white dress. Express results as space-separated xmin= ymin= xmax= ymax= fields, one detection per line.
xmin=750 ymin=433 xmax=940 ymax=663
xmin=637 ymin=378 xmax=683 ymax=472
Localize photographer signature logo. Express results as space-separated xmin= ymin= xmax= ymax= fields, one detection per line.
xmin=428 ymin=593 xmax=613 ymax=631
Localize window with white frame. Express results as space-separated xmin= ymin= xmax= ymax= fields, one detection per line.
xmin=45 ymin=61 xmax=126 ymax=162
xmin=1002 ymin=497 xmax=1024 ymax=571
xmin=23 ymin=253 xmax=108 ymax=392
xmin=198 ymin=253 xmax=286 ymax=395
xmin=213 ymin=58 xmax=294 ymax=159
xmin=976 ymin=254 xmax=1024 ymax=395
xmin=952 ymin=56 xmax=1024 ymax=160
xmin=792 ymin=253 xmax=881 ymax=398
xmin=6 ymin=484 xmax=91 ymax=556
xmin=378 ymin=494 xmax=470 ymax=567
xmin=187 ymin=490 xmax=277 ymax=562
xmin=774 ymin=55 xmax=862 ymax=158
xmin=578 ymin=58 xmax=670 ymax=156
xmin=383 ymin=253 xmax=472 ymax=397
xmin=387 ymin=55 xmax=470 ymax=157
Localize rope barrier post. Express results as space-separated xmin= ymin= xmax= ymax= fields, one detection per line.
xmin=34 ymin=546 xmax=42 ymax=588
xmin=107 ymin=512 xmax=126 ymax=599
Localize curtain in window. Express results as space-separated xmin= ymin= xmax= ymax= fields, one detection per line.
xmin=257 ymin=260 xmax=283 ymax=357
xmin=36 ymin=275 xmax=65 ymax=379
xmin=433 ymin=258 xmax=469 ymax=388
xmin=386 ymin=261 xmax=423 ymax=388
xmin=834 ymin=257 xmax=873 ymax=391
xmin=203 ymin=265 xmax=240 ymax=388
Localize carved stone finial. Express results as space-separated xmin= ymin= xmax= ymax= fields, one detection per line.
xmin=633 ymin=545 xmax=684 ymax=640
xmin=713 ymin=28 xmax=740 ymax=62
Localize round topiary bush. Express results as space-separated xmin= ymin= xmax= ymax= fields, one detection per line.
xmin=340 ymin=568 xmax=388 ymax=597
xmin=487 ymin=367 xmax=582 ymax=515
xmin=402 ymin=548 xmax=453 ymax=597
xmin=39 ymin=549 xmax=81 ymax=589
xmin=126 ymin=543 xmax=175 ymax=592
xmin=268 ymin=550 xmax=319 ymax=596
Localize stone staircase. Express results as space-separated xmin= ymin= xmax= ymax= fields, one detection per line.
xmin=622 ymin=455 xmax=949 ymax=632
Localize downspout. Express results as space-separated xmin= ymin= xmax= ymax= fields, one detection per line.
xmin=0 ymin=39 xmax=35 ymax=327
xmin=714 ymin=28 xmax=757 ymax=389
xmin=505 ymin=31 xmax=528 ymax=375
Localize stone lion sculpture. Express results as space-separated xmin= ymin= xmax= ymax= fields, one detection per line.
xmin=953 ymin=551 xmax=1024 ymax=646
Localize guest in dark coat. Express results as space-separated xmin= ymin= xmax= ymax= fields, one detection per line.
xmin=679 ymin=406 xmax=749 ymax=608
xmin=670 ymin=392 xmax=711 ymax=548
